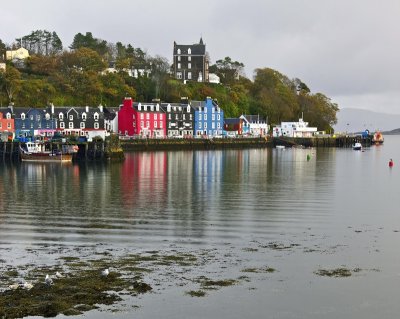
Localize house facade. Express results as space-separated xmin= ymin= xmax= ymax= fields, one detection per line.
xmin=240 ymin=115 xmax=269 ymax=136
xmin=224 ymin=118 xmax=244 ymax=136
xmin=6 ymin=47 xmax=30 ymax=61
xmin=272 ymin=118 xmax=317 ymax=138
xmin=173 ymin=38 xmax=209 ymax=83
xmin=0 ymin=107 xmax=14 ymax=140
xmin=118 ymin=97 xmax=166 ymax=138
xmin=56 ymin=106 xmax=106 ymax=141
xmin=13 ymin=107 xmax=56 ymax=139
xmin=193 ymin=97 xmax=224 ymax=137
xmin=163 ymin=98 xmax=194 ymax=137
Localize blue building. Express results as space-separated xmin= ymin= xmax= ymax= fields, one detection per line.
xmin=193 ymin=97 xmax=224 ymax=137
xmin=14 ymin=107 xmax=57 ymax=140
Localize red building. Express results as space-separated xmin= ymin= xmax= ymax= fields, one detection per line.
xmin=0 ymin=108 xmax=15 ymax=140
xmin=118 ymin=97 xmax=166 ymax=137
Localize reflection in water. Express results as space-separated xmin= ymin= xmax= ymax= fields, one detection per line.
xmin=2 ymin=139 xmax=400 ymax=318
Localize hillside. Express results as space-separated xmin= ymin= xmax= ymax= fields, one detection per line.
xmin=334 ymin=108 xmax=400 ymax=133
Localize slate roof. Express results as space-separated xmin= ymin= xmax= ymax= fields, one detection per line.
xmin=173 ymin=38 xmax=206 ymax=55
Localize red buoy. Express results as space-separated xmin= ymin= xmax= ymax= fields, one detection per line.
xmin=389 ymin=159 xmax=394 ymax=167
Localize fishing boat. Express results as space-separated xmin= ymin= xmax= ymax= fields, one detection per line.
xmin=19 ymin=142 xmax=77 ymax=162
xmin=352 ymin=142 xmax=362 ymax=151
xmin=372 ymin=131 xmax=384 ymax=145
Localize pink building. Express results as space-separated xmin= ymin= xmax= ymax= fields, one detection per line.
xmin=118 ymin=97 xmax=166 ymax=137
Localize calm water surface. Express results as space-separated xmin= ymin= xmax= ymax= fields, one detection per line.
xmin=1 ymin=136 xmax=400 ymax=318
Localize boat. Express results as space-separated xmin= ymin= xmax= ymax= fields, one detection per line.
xmin=372 ymin=131 xmax=384 ymax=145
xmin=19 ymin=142 xmax=77 ymax=162
xmin=352 ymin=142 xmax=362 ymax=150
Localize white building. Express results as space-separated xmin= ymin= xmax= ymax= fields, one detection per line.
xmin=208 ymin=73 xmax=220 ymax=84
xmin=240 ymin=115 xmax=269 ymax=136
xmin=273 ymin=118 xmax=317 ymax=137
xmin=6 ymin=47 xmax=30 ymax=61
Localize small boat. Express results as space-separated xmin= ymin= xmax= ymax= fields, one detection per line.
xmin=19 ymin=142 xmax=76 ymax=162
xmin=372 ymin=131 xmax=384 ymax=145
xmin=352 ymin=142 xmax=362 ymax=150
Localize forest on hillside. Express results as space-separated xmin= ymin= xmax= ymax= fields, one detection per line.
xmin=0 ymin=30 xmax=338 ymax=131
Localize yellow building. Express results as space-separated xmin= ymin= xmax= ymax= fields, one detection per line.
xmin=6 ymin=47 xmax=29 ymax=60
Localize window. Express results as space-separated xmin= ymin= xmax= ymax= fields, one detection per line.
xmin=60 ymin=122 xmax=65 ymax=129
xmin=82 ymin=113 xmax=87 ymax=120
xmin=204 ymin=122 xmax=207 ymax=129
xmin=190 ymin=114 xmax=192 ymax=120
xmin=188 ymin=48 xmax=191 ymax=55
xmin=177 ymin=72 xmax=182 ymax=79
xmin=59 ymin=113 xmax=63 ymax=120
xmin=69 ymin=122 xmax=73 ymax=129
xmin=217 ymin=123 xmax=221 ymax=129
xmin=21 ymin=113 xmax=25 ymax=120
xmin=183 ymin=114 xmax=186 ymax=120
xmin=178 ymin=56 xmax=181 ymax=62
xmin=177 ymin=49 xmax=181 ymax=54
xmin=217 ymin=114 xmax=220 ymax=120
xmin=7 ymin=123 xmax=11 ymax=129
xmin=69 ymin=115 xmax=73 ymax=121
xmin=188 ymin=72 xmax=192 ymax=80
xmin=212 ymin=114 xmax=215 ymax=120
xmin=204 ymin=107 xmax=207 ymax=113
xmin=45 ymin=113 xmax=50 ymax=120
xmin=199 ymin=122 xmax=202 ymax=129
xmin=199 ymin=114 xmax=202 ymax=120
xmin=175 ymin=114 xmax=178 ymax=120
xmin=160 ymin=114 xmax=163 ymax=120
xmin=94 ymin=113 xmax=99 ymax=120
xmin=140 ymin=113 xmax=144 ymax=119
xmin=6 ymin=113 xmax=11 ymax=119
xmin=154 ymin=121 xmax=157 ymax=128
xmin=94 ymin=122 xmax=99 ymax=129
xmin=154 ymin=114 xmax=157 ymax=120
xmin=212 ymin=123 xmax=215 ymax=129
xmin=80 ymin=122 xmax=85 ymax=129
xmin=30 ymin=115 xmax=33 ymax=120
xmin=0 ymin=123 xmax=2 ymax=128
xmin=188 ymin=56 xmax=191 ymax=62
xmin=178 ymin=63 xmax=181 ymax=69
xmin=36 ymin=115 xmax=40 ymax=121
xmin=204 ymin=114 xmax=207 ymax=120
xmin=188 ymin=63 xmax=191 ymax=69
xmin=146 ymin=113 xmax=150 ymax=119
xmin=146 ymin=121 xmax=149 ymax=127
xmin=160 ymin=122 xmax=163 ymax=128
xmin=168 ymin=114 xmax=171 ymax=120
xmin=141 ymin=121 xmax=144 ymax=128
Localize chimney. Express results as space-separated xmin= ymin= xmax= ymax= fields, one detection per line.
xmin=123 ymin=97 xmax=133 ymax=109
xmin=86 ymin=106 xmax=89 ymax=113
xmin=99 ymin=104 xmax=103 ymax=113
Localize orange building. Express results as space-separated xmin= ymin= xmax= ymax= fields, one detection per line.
xmin=0 ymin=108 xmax=15 ymax=140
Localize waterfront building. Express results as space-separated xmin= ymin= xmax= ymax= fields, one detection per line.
xmin=240 ymin=115 xmax=269 ymax=136
xmin=192 ymin=97 xmax=224 ymax=137
xmin=104 ymin=107 xmax=119 ymax=135
xmin=6 ymin=47 xmax=30 ymax=61
xmin=272 ymin=118 xmax=317 ymax=137
xmin=118 ymin=97 xmax=166 ymax=138
xmin=0 ymin=107 xmax=14 ymax=140
xmin=163 ymin=97 xmax=194 ymax=138
xmin=224 ymin=118 xmax=244 ymax=136
xmin=56 ymin=105 xmax=106 ymax=141
xmin=173 ymin=38 xmax=209 ymax=83
xmin=13 ymin=107 xmax=57 ymax=140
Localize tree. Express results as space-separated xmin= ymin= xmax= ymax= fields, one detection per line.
xmin=0 ymin=39 xmax=6 ymax=61
xmin=149 ymin=55 xmax=170 ymax=98
xmin=212 ymin=56 xmax=245 ymax=85
xmin=70 ymin=32 xmax=109 ymax=58
xmin=16 ymin=30 xmax=63 ymax=56
xmin=0 ymin=66 xmax=22 ymax=104
xmin=60 ymin=48 xmax=106 ymax=73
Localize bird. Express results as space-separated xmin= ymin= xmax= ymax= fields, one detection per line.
xmin=101 ymin=268 xmax=109 ymax=277
xmin=45 ymin=274 xmax=53 ymax=286
xmin=55 ymin=271 xmax=63 ymax=278
xmin=8 ymin=283 xmax=19 ymax=290
xmin=23 ymin=281 xmax=33 ymax=290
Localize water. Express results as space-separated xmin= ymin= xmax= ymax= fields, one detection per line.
xmin=1 ymin=136 xmax=400 ymax=318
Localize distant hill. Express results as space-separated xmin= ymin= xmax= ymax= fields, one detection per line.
xmin=334 ymin=108 xmax=400 ymax=133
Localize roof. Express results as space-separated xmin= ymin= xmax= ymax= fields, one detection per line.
xmin=173 ymin=38 xmax=206 ymax=55
xmin=224 ymin=118 xmax=241 ymax=125
xmin=241 ymin=115 xmax=266 ymax=123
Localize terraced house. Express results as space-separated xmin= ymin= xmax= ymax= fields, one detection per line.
xmin=56 ymin=105 xmax=106 ymax=141
xmin=0 ymin=107 xmax=14 ymax=140
xmin=13 ymin=107 xmax=56 ymax=140
xmin=193 ymin=97 xmax=224 ymax=137
xmin=163 ymin=97 xmax=194 ymax=137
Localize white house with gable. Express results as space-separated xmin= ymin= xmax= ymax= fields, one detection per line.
xmin=273 ymin=118 xmax=317 ymax=137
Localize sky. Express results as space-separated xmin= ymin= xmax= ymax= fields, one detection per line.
xmin=2 ymin=0 xmax=400 ymax=114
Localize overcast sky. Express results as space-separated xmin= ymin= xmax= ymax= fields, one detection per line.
xmin=2 ymin=0 xmax=400 ymax=114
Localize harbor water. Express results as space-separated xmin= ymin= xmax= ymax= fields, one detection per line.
xmin=0 ymin=136 xmax=400 ymax=318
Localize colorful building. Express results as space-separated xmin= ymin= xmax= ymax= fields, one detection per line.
xmin=193 ymin=97 xmax=224 ymax=137
xmin=0 ymin=107 xmax=14 ymax=140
